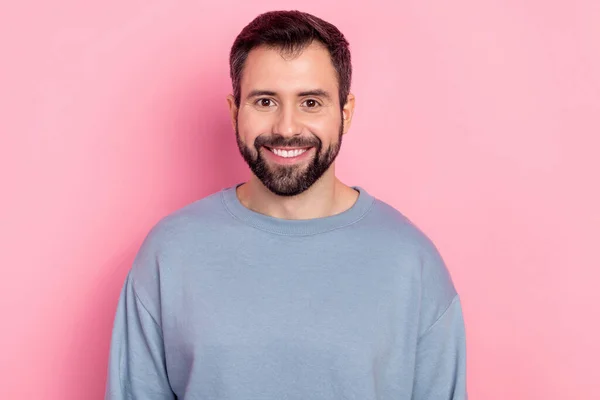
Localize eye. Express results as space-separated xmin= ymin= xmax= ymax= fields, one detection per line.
xmin=255 ymin=98 xmax=276 ymax=107
xmin=302 ymin=99 xmax=322 ymax=109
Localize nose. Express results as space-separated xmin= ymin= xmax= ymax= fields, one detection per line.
xmin=273 ymin=103 xmax=301 ymax=137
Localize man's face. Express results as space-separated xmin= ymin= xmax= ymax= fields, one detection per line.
xmin=229 ymin=41 xmax=352 ymax=196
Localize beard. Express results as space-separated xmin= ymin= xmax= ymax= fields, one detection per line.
xmin=235 ymin=116 xmax=344 ymax=197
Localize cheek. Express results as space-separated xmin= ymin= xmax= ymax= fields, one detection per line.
xmin=238 ymin=108 xmax=341 ymax=144
xmin=238 ymin=111 xmax=273 ymax=138
xmin=304 ymin=116 xmax=341 ymax=142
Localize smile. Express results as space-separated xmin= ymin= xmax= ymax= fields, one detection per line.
xmin=265 ymin=147 xmax=312 ymax=158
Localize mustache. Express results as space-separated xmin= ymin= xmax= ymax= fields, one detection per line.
xmin=254 ymin=135 xmax=321 ymax=149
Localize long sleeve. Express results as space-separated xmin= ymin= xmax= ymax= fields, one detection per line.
xmin=412 ymin=295 xmax=468 ymax=400
xmin=104 ymin=270 xmax=175 ymax=399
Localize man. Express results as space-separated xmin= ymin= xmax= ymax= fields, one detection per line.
xmin=105 ymin=10 xmax=467 ymax=400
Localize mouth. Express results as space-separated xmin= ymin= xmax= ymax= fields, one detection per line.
xmin=262 ymin=146 xmax=315 ymax=164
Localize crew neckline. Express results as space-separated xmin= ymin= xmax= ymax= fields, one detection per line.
xmin=221 ymin=182 xmax=375 ymax=236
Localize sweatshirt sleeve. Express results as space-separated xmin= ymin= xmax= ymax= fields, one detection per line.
xmin=104 ymin=270 xmax=175 ymax=399
xmin=412 ymin=295 xmax=468 ymax=400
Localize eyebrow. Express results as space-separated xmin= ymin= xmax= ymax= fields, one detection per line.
xmin=246 ymin=89 xmax=332 ymax=101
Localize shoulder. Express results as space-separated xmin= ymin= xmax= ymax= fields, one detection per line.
xmin=365 ymin=196 xmax=458 ymax=333
xmin=364 ymin=197 xmax=442 ymax=257
xmin=139 ymin=188 xmax=233 ymax=249
xmin=128 ymin=188 xmax=230 ymax=289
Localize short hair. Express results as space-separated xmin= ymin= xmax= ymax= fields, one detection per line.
xmin=229 ymin=10 xmax=352 ymax=110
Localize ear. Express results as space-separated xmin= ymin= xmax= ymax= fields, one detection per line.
xmin=341 ymin=93 xmax=355 ymax=135
xmin=226 ymin=94 xmax=238 ymax=131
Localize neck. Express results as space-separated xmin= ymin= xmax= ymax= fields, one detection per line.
xmin=236 ymin=168 xmax=359 ymax=220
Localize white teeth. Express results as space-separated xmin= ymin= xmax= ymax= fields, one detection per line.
xmin=270 ymin=148 xmax=308 ymax=158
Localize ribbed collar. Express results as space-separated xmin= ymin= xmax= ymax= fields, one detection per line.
xmin=221 ymin=182 xmax=375 ymax=236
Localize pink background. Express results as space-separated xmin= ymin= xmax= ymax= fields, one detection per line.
xmin=1 ymin=1 xmax=599 ymax=398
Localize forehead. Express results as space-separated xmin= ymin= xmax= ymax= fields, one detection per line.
xmin=240 ymin=41 xmax=338 ymax=95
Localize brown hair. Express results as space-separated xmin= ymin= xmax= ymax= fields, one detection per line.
xmin=229 ymin=10 xmax=352 ymax=110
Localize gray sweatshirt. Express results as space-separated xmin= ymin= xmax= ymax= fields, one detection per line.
xmin=105 ymin=183 xmax=467 ymax=399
